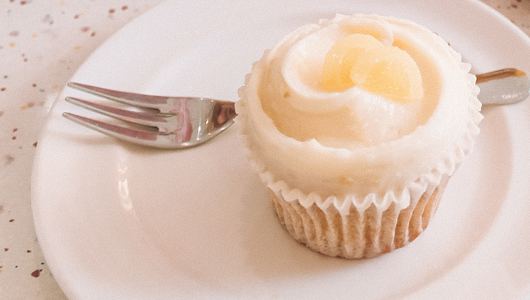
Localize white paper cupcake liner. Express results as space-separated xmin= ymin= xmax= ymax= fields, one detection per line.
xmin=271 ymin=175 xmax=448 ymax=258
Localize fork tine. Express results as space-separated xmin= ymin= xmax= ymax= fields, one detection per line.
xmin=67 ymin=82 xmax=169 ymax=110
xmin=65 ymin=97 xmax=178 ymax=132
xmin=62 ymin=112 xmax=165 ymax=145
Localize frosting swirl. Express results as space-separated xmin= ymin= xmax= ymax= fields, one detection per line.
xmin=238 ymin=14 xmax=481 ymax=200
xmin=260 ymin=15 xmax=443 ymax=147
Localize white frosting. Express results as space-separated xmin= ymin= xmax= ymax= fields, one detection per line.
xmin=237 ymin=14 xmax=482 ymax=204
xmin=262 ymin=16 xmax=440 ymax=147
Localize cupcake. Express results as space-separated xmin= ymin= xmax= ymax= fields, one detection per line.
xmin=237 ymin=14 xmax=482 ymax=258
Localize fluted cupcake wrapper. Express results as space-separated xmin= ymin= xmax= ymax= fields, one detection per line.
xmin=271 ymin=176 xmax=448 ymax=258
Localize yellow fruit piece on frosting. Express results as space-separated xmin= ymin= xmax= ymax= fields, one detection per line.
xmin=321 ymin=33 xmax=424 ymax=102
xmin=351 ymin=47 xmax=424 ymax=102
xmin=321 ymin=34 xmax=383 ymax=91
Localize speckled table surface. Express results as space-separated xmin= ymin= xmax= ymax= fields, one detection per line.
xmin=0 ymin=0 xmax=528 ymax=299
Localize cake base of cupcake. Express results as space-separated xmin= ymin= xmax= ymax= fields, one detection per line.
xmin=271 ymin=177 xmax=449 ymax=259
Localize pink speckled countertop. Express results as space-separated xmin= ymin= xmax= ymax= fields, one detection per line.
xmin=0 ymin=0 xmax=528 ymax=299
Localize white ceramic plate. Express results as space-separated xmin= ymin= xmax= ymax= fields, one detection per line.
xmin=32 ymin=0 xmax=530 ymax=299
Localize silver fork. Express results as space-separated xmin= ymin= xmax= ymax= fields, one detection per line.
xmin=63 ymin=68 xmax=529 ymax=149
xmin=63 ymin=82 xmax=237 ymax=148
